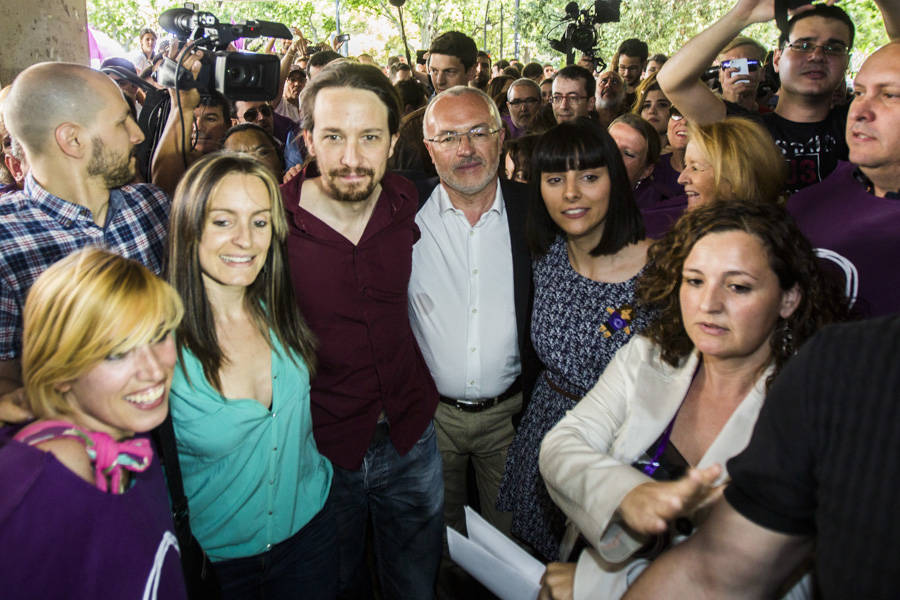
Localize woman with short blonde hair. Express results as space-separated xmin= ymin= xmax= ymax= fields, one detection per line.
xmin=24 ymin=249 xmax=183 ymax=418
xmin=680 ymin=117 xmax=787 ymax=208
xmin=3 ymin=247 xmax=187 ymax=597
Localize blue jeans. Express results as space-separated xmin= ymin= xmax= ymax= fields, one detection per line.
xmin=213 ymin=493 xmax=338 ymax=600
xmin=332 ymin=421 xmax=444 ymax=600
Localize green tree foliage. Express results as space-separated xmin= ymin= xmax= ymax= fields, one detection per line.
xmin=521 ymin=0 xmax=888 ymax=69
xmin=88 ymin=0 xmax=890 ymax=68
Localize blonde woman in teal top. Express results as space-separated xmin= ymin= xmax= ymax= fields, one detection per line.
xmin=166 ymin=152 xmax=335 ymax=598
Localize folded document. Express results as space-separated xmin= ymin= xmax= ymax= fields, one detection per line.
xmin=447 ymin=506 xmax=545 ymax=600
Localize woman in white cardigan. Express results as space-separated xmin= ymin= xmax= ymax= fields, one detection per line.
xmin=537 ymin=201 xmax=846 ymax=599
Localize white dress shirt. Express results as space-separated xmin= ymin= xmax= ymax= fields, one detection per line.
xmin=409 ymin=181 xmax=520 ymax=399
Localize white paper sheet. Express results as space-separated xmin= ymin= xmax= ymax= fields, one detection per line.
xmin=447 ymin=506 xmax=544 ymax=600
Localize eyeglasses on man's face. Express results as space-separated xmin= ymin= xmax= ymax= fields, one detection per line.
xmin=550 ymin=94 xmax=588 ymax=105
xmin=508 ymin=97 xmax=540 ymax=107
xmin=425 ymin=126 xmax=502 ymax=150
xmin=784 ymin=40 xmax=849 ymax=57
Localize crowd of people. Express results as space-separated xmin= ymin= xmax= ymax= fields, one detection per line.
xmin=0 ymin=0 xmax=899 ymax=598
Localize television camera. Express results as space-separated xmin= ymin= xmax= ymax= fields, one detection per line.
xmin=548 ymin=0 xmax=621 ymax=69
xmin=156 ymin=4 xmax=292 ymax=100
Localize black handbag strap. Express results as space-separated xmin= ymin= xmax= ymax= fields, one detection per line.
xmin=152 ymin=414 xmax=222 ymax=599
xmin=152 ymin=413 xmax=191 ymax=533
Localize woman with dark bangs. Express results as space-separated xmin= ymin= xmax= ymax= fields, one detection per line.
xmin=496 ymin=117 xmax=653 ymax=560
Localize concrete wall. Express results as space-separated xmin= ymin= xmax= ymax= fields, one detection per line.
xmin=0 ymin=0 xmax=89 ymax=87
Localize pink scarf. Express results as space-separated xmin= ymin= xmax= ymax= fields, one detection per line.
xmin=15 ymin=420 xmax=154 ymax=494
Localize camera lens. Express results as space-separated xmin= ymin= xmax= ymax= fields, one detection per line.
xmin=227 ymin=64 xmax=250 ymax=86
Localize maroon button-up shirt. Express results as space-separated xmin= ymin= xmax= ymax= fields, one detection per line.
xmin=281 ymin=170 xmax=438 ymax=470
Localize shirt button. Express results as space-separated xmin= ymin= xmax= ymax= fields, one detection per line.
xmin=471 ymin=308 xmax=477 ymax=314
xmin=273 ymin=446 xmax=278 ymax=452
xmin=472 ymin=268 xmax=478 ymax=275
xmin=469 ymin=380 xmax=475 ymax=385
xmin=271 ymin=412 xmax=277 ymax=418
xmin=268 ymin=511 xmax=273 ymax=516
xmin=470 ymin=347 xmax=476 ymax=352
xmin=469 ymin=230 xmax=474 ymax=236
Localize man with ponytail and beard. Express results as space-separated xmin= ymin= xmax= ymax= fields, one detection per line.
xmin=280 ymin=59 xmax=443 ymax=599
xmin=0 ymin=62 xmax=169 ymax=424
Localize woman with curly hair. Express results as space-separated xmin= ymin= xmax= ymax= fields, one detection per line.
xmin=537 ymin=201 xmax=845 ymax=599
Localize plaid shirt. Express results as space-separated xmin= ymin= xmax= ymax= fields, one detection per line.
xmin=0 ymin=175 xmax=170 ymax=360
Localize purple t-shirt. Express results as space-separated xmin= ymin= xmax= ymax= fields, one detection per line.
xmin=0 ymin=432 xmax=188 ymax=599
xmin=634 ymin=153 xmax=687 ymax=239
xmin=788 ymin=161 xmax=900 ymax=317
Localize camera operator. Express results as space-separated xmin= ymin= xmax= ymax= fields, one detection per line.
xmin=146 ymin=8 xmax=292 ymax=193
xmin=149 ymin=42 xmax=205 ymax=196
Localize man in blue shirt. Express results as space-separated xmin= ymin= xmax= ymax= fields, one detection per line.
xmin=0 ymin=62 xmax=169 ymax=422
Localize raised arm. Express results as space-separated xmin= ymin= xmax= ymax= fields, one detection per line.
xmin=150 ymin=45 xmax=202 ymax=196
xmin=274 ymin=32 xmax=308 ymax=110
xmin=877 ymin=0 xmax=900 ymax=40
xmin=657 ymin=0 xmax=777 ymax=124
xmin=625 ymin=497 xmax=811 ymax=599
xmin=150 ymin=86 xmax=200 ymax=196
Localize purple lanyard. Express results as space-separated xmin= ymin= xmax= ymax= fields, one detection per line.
xmin=642 ymin=414 xmax=678 ymax=477
xmin=643 ymin=360 xmax=702 ymax=476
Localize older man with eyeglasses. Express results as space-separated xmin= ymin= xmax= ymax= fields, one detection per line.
xmin=505 ymin=78 xmax=543 ymax=137
xmin=550 ymin=65 xmax=595 ymax=124
xmin=411 ymin=87 xmax=537 ymax=593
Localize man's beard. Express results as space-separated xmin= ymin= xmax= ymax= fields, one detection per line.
xmin=87 ymin=136 xmax=135 ymax=188
xmin=322 ymin=166 xmax=378 ymax=203
xmin=596 ymin=91 xmax=625 ymax=110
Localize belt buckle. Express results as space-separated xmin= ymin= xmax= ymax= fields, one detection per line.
xmin=455 ymin=398 xmax=483 ymax=411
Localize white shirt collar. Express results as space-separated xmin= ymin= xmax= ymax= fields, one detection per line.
xmin=435 ymin=178 xmax=505 ymax=220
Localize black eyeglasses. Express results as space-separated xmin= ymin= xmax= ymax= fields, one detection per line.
xmin=720 ymin=59 xmax=761 ymax=71
xmin=785 ymin=40 xmax=849 ymax=56
xmin=551 ymin=94 xmax=588 ymax=105
xmin=508 ymin=97 xmax=540 ymax=107
xmin=242 ymin=105 xmax=273 ymax=121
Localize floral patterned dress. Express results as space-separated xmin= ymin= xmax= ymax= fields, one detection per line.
xmin=496 ymin=236 xmax=651 ymax=560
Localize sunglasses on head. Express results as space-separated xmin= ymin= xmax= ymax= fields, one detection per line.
xmin=243 ymin=105 xmax=273 ymax=121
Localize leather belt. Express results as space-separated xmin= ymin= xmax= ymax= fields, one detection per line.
xmin=544 ymin=374 xmax=582 ymax=402
xmin=439 ymin=379 xmax=521 ymax=413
